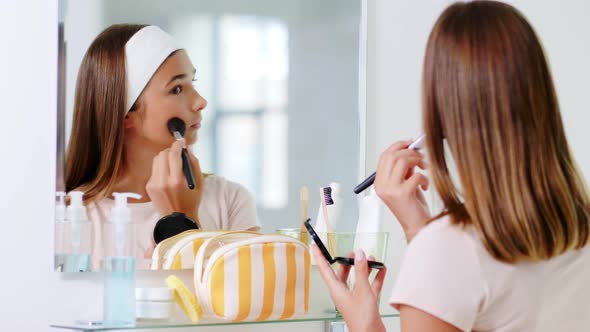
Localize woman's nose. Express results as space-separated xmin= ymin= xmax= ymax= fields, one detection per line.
xmin=191 ymin=91 xmax=207 ymax=113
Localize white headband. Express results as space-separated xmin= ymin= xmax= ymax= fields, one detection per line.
xmin=125 ymin=25 xmax=181 ymax=113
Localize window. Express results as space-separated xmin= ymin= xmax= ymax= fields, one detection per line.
xmin=184 ymin=15 xmax=289 ymax=209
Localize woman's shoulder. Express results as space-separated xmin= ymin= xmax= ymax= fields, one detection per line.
xmin=405 ymin=215 xmax=483 ymax=269
xmin=412 ymin=215 xmax=476 ymax=246
xmin=390 ymin=215 xmax=487 ymax=331
xmin=200 ymin=174 xmax=259 ymax=230
xmin=203 ymin=174 xmax=251 ymax=196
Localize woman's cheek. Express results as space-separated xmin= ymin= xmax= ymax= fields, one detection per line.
xmin=185 ymin=130 xmax=198 ymax=145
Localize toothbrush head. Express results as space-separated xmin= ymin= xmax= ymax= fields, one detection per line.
xmin=323 ymin=186 xmax=334 ymax=205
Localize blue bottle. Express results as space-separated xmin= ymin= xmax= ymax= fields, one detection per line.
xmin=103 ymin=192 xmax=141 ymax=327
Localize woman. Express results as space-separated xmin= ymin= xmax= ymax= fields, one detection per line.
xmin=66 ymin=24 xmax=260 ymax=269
xmin=313 ymin=1 xmax=590 ymax=331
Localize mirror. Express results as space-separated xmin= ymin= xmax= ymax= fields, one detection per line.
xmin=55 ymin=0 xmax=365 ymax=271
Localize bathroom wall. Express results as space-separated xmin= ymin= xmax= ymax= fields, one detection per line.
xmin=1 ymin=0 xmax=588 ymax=331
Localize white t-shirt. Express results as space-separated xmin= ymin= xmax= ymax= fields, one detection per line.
xmin=86 ymin=175 xmax=260 ymax=270
xmin=389 ymin=216 xmax=590 ymax=332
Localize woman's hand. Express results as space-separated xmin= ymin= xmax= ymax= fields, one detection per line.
xmin=312 ymin=245 xmax=387 ymax=332
xmin=146 ymin=139 xmax=204 ymax=225
xmin=374 ymin=140 xmax=430 ymax=242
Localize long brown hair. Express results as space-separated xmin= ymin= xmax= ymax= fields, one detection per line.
xmin=65 ymin=24 xmax=147 ymax=201
xmin=423 ymin=1 xmax=590 ymax=263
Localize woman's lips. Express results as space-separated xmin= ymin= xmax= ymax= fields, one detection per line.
xmin=189 ymin=121 xmax=201 ymax=129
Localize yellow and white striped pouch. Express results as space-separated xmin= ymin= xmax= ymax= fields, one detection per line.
xmin=151 ymin=230 xmax=225 ymax=270
xmin=194 ymin=232 xmax=310 ymax=321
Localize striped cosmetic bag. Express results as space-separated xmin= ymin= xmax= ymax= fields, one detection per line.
xmin=193 ymin=232 xmax=310 ymax=321
xmin=151 ymin=230 xmax=225 ymax=270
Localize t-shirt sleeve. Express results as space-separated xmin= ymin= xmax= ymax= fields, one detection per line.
xmin=389 ymin=220 xmax=485 ymax=332
xmin=225 ymin=181 xmax=261 ymax=231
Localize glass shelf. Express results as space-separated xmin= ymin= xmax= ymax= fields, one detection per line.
xmin=51 ymin=309 xmax=399 ymax=331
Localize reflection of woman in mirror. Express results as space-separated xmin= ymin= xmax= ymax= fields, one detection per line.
xmin=313 ymin=1 xmax=590 ymax=332
xmin=65 ymin=24 xmax=260 ymax=269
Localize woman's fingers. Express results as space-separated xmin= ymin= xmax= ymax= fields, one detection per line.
xmin=168 ymin=140 xmax=185 ymax=186
xmin=311 ymin=245 xmax=351 ymax=306
xmin=371 ymin=266 xmax=387 ymax=297
xmin=390 ymin=150 xmax=424 ymax=182
xmin=157 ymin=149 xmax=171 ymax=180
xmin=353 ymin=250 xmax=371 ymax=293
xmin=366 ymin=254 xmax=387 ymax=296
xmin=336 ymin=251 xmax=355 ymax=282
xmin=376 ymin=141 xmax=411 ymax=178
xmin=406 ymin=172 xmax=429 ymax=191
xmin=385 ymin=140 xmax=412 ymax=153
xmin=375 ymin=147 xmax=427 ymax=202
xmin=375 ymin=143 xmax=423 ymax=192
xmin=311 ymin=245 xmax=338 ymax=283
xmin=311 ymin=245 xmax=345 ymax=290
xmin=150 ymin=152 xmax=168 ymax=188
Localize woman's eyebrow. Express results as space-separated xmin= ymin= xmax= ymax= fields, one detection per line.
xmin=166 ymin=68 xmax=197 ymax=87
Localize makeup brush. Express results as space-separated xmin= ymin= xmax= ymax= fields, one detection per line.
xmin=167 ymin=117 xmax=196 ymax=190
xmin=299 ymin=186 xmax=309 ymax=244
xmin=353 ymin=134 xmax=426 ymax=194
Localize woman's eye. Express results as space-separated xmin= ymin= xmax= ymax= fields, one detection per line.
xmin=171 ymin=85 xmax=182 ymax=95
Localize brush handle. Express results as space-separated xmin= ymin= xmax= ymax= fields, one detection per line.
xmin=181 ymin=147 xmax=196 ymax=190
xmin=320 ymin=188 xmax=337 ymax=256
xmin=300 ymin=197 xmax=309 ymax=244
xmin=353 ymin=172 xmax=376 ymax=194
xmin=354 ymin=134 xmax=426 ymax=194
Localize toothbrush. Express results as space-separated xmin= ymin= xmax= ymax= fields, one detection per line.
xmin=299 ymin=186 xmax=309 ymax=244
xmin=320 ymin=186 xmax=338 ymax=256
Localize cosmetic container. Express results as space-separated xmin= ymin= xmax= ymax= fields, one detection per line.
xmin=353 ymin=187 xmax=387 ymax=254
xmin=135 ymin=287 xmax=174 ymax=321
xmin=103 ymin=192 xmax=141 ymax=327
xmin=54 ymin=192 xmax=67 ymax=271
xmin=55 ymin=191 xmax=91 ymax=272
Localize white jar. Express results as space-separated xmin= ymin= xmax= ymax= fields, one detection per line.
xmin=135 ymin=287 xmax=173 ymax=321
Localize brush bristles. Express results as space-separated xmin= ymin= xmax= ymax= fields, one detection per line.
xmin=167 ymin=117 xmax=186 ymax=136
xmin=323 ymin=187 xmax=334 ymax=205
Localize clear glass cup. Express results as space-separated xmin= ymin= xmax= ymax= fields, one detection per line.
xmin=275 ymin=227 xmax=303 ymax=240
xmin=313 ymin=232 xmax=388 ymax=263
xmin=312 ymin=232 xmax=389 ymax=314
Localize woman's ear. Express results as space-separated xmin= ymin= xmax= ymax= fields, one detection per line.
xmin=124 ymin=101 xmax=141 ymax=129
xmin=123 ymin=112 xmax=136 ymax=129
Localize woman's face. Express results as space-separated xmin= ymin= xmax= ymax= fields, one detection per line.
xmin=128 ymin=50 xmax=207 ymax=150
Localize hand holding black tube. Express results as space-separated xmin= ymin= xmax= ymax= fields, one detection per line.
xmin=354 ymin=134 xmax=426 ymax=194
xmin=146 ymin=139 xmax=203 ymax=227
xmin=167 ymin=118 xmax=196 ymax=190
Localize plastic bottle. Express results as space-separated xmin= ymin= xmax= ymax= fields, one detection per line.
xmin=54 ymin=192 xmax=67 ymax=271
xmin=59 ymin=191 xmax=92 ymax=272
xmin=353 ymin=187 xmax=387 ymax=257
xmin=55 ymin=192 xmax=67 ymax=224
xmin=103 ymin=192 xmax=141 ymax=327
